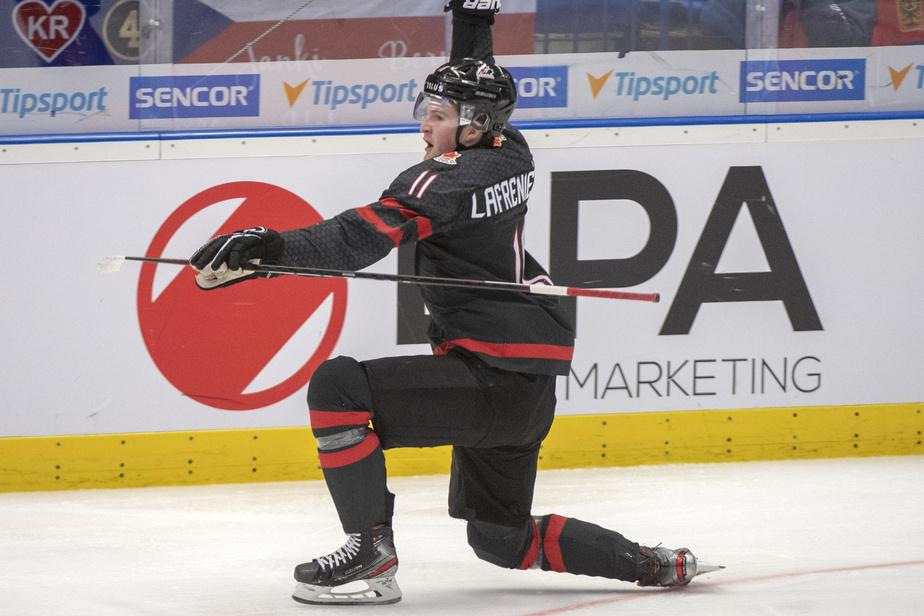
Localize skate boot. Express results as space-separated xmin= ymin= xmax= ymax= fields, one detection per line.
xmin=637 ymin=545 xmax=723 ymax=587
xmin=292 ymin=524 xmax=401 ymax=605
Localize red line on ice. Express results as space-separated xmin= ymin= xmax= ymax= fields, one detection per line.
xmin=519 ymin=559 xmax=924 ymax=616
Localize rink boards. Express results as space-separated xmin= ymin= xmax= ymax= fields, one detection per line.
xmin=1 ymin=119 xmax=922 ymax=491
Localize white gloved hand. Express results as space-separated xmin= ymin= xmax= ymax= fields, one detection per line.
xmin=194 ymin=259 xmax=262 ymax=290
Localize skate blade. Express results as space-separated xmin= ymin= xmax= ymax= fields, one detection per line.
xmin=693 ymin=561 xmax=725 ymax=577
xmin=292 ymin=576 xmax=402 ymax=605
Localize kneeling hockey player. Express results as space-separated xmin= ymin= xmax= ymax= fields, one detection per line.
xmin=191 ymin=0 xmax=718 ymax=605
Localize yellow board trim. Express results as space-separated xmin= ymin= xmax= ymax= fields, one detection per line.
xmin=1 ymin=402 xmax=921 ymax=492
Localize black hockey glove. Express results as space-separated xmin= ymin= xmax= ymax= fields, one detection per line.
xmin=444 ymin=0 xmax=501 ymax=24
xmin=190 ymin=226 xmax=283 ymax=290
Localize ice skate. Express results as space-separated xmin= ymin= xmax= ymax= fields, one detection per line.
xmin=292 ymin=524 xmax=401 ymax=605
xmin=637 ymin=545 xmax=724 ymax=587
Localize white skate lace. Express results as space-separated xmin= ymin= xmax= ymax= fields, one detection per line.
xmin=317 ymin=533 xmax=363 ymax=570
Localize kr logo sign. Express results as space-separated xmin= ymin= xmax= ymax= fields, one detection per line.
xmin=13 ymin=0 xmax=86 ymax=63
xmin=137 ymin=181 xmax=347 ymax=410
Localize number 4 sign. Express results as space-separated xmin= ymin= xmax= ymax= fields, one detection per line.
xmin=103 ymin=0 xmax=141 ymax=62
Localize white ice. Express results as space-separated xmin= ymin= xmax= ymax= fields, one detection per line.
xmin=1 ymin=456 xmax=922 ymax=616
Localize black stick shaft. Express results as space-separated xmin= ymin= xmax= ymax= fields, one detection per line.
xmin=122 ymin=256 xmax=660 ymax=302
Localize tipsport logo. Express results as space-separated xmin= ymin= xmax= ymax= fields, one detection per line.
xmin=284 ymin=78 xmax=419 ymax=111
xmin=284 ymin=68 xmax=569 ymax=111
xmin=739 ymin=59 xmax=865 ymax=103
xmin=887 ymin=64 xmax=924 ymax=90
xmin=129 ymin=74 xmax=260 ymax=119
xmin=586 ymin=69 xmax=720 ymax=102
xmin=506 ymin=66 xmax=569 ymax=108
xmin=0 ymin=86 xmax=108 ymax=118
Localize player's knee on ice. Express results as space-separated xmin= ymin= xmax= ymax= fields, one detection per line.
xmin=466 ymin=519 xmax=533 ymax=569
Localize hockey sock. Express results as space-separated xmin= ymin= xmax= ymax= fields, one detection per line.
xmin=519 ymin=515 xmax=646 ymax=581
xmin=307 ymin=357 xmax=391 ymax=532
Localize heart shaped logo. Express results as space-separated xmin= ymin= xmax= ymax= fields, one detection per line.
xmin=13 ymin=0 xmax=87 ymax=63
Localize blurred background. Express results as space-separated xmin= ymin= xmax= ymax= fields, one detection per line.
xmin=3 ymin=0 xmax=920 ymax=69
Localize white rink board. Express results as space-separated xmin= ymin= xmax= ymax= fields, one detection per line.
xmin=1 ymin=128 xmax=922 ymax=437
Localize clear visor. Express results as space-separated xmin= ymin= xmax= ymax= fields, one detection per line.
xmin=413 ymin=93 xmax=490 ymax=131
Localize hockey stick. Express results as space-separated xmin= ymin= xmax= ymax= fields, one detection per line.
xmin=99 ymin=256 xmax=660 ymax=303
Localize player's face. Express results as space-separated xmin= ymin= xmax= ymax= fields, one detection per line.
xmin=418 ymin=98 xmax=460 ymax=160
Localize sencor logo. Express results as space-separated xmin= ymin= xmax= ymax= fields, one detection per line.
xmin=506 ymin=66 xmax=568 ymax=108
xmin=129 ymin=74 xmax=260 ymax=119
xmin=739 ymin=59 xmax=865 ymax=103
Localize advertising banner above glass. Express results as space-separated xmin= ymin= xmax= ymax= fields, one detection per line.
xmin=4 ymin=46 xmax=923 ymax=135
xmin=0 ymin=0 xmax=922 ymax=135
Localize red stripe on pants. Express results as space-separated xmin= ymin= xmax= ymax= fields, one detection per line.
xmin=434 ymin=338 xmax=574 ymax=361
xmin=318 ymin=432 xmax=381 ymax=469
xmin=309 ymin=409 xmax=371 ymax=429
xmin=543 ymin=514 xmax=568 ymax=572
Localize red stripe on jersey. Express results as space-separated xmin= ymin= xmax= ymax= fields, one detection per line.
xmin=543 ymin=515 xmax=568 ymax=572
xmin=435 ymin=338 xmax=574 ymax=361
xmin=379 ymin=197 xmax=412 ymax=217
xmin=356 ymin=205 xmax=403 ymax=246
xmin=415 ymin=216 xmax=433 ymax=240
xmin=380 ymin=198 xmax=433 ymax=241
xmin=309 ymin=409 xmax=371 ymax=429
xmin=318 ymin=432 xmax=381 ymax=469
xmin=517 ymin=518 xmax=541 ymax=569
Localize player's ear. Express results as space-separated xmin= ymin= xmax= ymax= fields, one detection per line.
xmin=459 ymin=126 xmax=483 ymax=148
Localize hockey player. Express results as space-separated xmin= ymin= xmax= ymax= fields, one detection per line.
xmin=190 ymin=1 xmax=713 ymax=606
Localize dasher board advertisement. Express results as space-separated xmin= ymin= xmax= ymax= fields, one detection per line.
xmin=1 ymin=131 xmax=922 ymax=436
xmin=3 ymin=46 xmax=924 ymax=135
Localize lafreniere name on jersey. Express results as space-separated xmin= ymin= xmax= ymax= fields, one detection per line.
xmin=470 ymin=171 xmax=535 ymax=219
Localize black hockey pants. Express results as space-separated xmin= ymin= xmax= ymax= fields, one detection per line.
xmin=307 ymin=352 xmax=645 ymax=582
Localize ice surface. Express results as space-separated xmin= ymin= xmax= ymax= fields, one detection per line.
xmin=1 ymin=457 xmax=922 ymax=615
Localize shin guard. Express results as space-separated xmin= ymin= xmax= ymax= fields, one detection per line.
xmin=308 ymin=357 xmax=391 ymax=532
xmin=518 ymin=515 xmax=647 ymax=581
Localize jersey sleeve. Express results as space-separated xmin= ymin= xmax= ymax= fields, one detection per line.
xmin=279 ymin=164 xmax=469 ymax=271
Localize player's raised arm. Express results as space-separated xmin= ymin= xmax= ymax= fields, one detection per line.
xmin=445 ymin=0 xmax=500 ymax=62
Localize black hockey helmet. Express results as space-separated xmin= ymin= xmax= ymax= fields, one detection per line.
xmin=413 ymin=58 xmax=517 ymax=138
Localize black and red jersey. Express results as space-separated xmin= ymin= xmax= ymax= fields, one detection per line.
xmin=280 ymin=128 xmax=575 ymax=375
